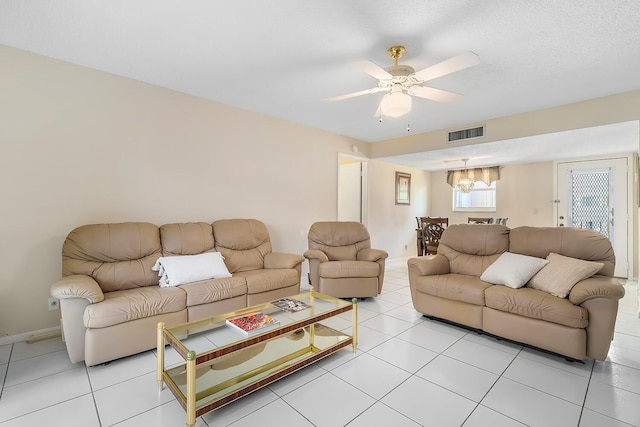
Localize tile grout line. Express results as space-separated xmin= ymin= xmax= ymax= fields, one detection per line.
xmin=0 ymin=344 xmax=13 ymax=400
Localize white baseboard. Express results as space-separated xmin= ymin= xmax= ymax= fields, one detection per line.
xmin=0 ymin=326 xmax=62 ymax=347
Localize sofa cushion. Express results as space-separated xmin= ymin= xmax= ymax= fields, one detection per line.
xmin=438 ymin=224 xmax=509 ymax=276
xmin=509 ymin=226 xmax=615 ymax=277
xmin=234 ymin=269 xmax=300 ymax=294
xmin=480 ymin=252 xmax=548 ymax=289
xmin=179 ymin=276 xmax=247 ymax=306
xmin=527 ymin=253 xmax=604 ymax=298
xmin=438 ymin=247 xmax=502 ymax=278
xmin=484 ymin=285 xmax=588 ymax=328
xmin=319 ymin=260 xmax=380 ymax=278
xmin=213 ymin=219 xmax=272 ymax=273
xmin=83 ymin=286 xmax=186 ymax=328
xmin=63 ymin=222 xmax=161 ymax=292
xmin=160 ymin=222 xmax=215 ymax=256
xmin=415 ymin=273 xmax=492 ymax=306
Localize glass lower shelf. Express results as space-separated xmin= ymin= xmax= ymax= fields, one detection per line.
xmin=164 ymin=324 xmax=352 ymax=415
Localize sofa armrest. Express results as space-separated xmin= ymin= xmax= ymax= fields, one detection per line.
xmin=407 ymin=255 xmax=450 ymax=276
xmin=264 ymin=252 xmax=305 ymax=269
xmin=568 ymin=276 xmax=625 ymax=305
xmin=303 ymin=249 xmax=329 ymax=262
xmin=50 ymin=275 xmax=104 ymax=304
xmin=357 ymin=248 xmax=389 ymax=262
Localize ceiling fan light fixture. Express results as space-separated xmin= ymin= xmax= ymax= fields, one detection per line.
xmin=380 ymin=87 xmax=412 ymax=118
xmin=324 ymin=46 xmax=479 ymax=120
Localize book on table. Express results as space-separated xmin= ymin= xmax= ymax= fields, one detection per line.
xmin=271 ymin=297 xmax=311 ymax=313
xmin=225 ymin=312 xmax=280 ymax=336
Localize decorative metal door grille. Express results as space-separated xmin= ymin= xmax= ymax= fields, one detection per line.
xmin=567 ymin=168 xmax=613 ymax=238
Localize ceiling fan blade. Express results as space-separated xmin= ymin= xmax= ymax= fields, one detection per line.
xmin=412 ymin=51 xmax=479 ymax=82
xmin=409 ymin=86 xmax=464 ymax=103
xmin=373 ymin=103 xmax=381 ymax=118
xmin=322 ymin=86 xmax=386 ymax=103
xmin=354 ymin=60 xmax=393 ymax=80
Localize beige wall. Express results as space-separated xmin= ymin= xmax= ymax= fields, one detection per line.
xmin=2 ymin=44 xmax=639 ymax=339
xmin=429 ymin=162 xmax=555 ymax=227
xmin=367 ymin=161 xmax=430 ymax=259
xmin=0 ymin=46 xmax=385 ymax=337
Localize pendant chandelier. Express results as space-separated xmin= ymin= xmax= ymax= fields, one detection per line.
xmin=456 ymin=159 xmax=474 ymax=193
xmin=446 ymin=163 xmax=500 ymax=191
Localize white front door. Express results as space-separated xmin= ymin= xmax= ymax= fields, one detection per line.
xmin=556 ymin=157 xmax=629 ymax=278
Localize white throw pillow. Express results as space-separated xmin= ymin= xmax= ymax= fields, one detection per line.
xmin=152 ymin=252 xmax=232 ymax=287
xmin=527 ymin=252 xmax=603 ymax=298
xmin=480 ymin=252 xmax=549 ymax=289
xmin=206 ymin=252 xmax=233 ymax=279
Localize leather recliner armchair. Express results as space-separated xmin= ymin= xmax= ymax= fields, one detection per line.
xmin=304 ymin=221 xmax=388 ymax=298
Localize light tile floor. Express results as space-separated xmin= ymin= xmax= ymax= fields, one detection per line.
xmin=1 ymin=259 xmax=639 ymax=426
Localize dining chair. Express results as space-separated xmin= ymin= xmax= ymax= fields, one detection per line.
xmin=417 ymin=217 xmax=448 ymax=255
xmin=468 ymin=217 xmax=492 ymax=224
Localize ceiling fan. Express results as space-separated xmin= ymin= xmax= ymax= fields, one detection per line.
xmin=323 ymin=46 xmax=479 ymax=118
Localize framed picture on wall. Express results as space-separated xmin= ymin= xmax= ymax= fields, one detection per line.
xmin=395 ymin=172 xmax=411 ymax=205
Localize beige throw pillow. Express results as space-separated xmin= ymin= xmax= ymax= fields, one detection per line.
xmin=527 ymin=252 xmax=604 ymax=298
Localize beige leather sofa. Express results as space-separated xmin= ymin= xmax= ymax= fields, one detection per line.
xmin=408 ymin=224 xmax=625 ymax=361
xmin=305 ymin=221 xmax=388 ymax=298
xmin=50 ymin=219 xmax=304 ymax=366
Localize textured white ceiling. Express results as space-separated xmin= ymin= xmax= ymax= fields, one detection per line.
xmin=1 ymin=1 xmax=639 ymax=167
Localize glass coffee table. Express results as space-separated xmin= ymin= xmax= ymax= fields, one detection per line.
xmin=157 ymin=287 xmax=357 ymax=426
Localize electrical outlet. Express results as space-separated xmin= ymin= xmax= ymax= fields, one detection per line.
xmin=48 ymin=297 xmax=59 ymax=311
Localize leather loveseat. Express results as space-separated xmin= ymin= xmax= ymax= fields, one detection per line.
xmin=50 ymin=219 xmax=304 ymax=366
xmin=408 ymin=224 xmax=625 ymax=361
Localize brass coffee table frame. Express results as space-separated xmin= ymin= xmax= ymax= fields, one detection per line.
xmin=157 ymin=288 xmax=357 ymax=426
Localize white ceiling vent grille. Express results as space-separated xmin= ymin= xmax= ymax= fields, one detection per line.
xmin=447 ymin=125 xmax=485 ymax=143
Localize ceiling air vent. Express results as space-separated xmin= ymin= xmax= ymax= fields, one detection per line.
xmin=447 ymin=125 xmax=485 ymax=143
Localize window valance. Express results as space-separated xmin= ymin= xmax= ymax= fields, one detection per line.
xmin=446 ymin=166 xmax=500 ymax=187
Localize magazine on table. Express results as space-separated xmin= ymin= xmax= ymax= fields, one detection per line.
xmin=225 ymin=312 xmax=280 ymax=336
xmin=271 ymin=297 xmax=311 ymax=313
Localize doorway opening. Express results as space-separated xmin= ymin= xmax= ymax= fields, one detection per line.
xmin=337 ymin=154 xmax=368 ymax=225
